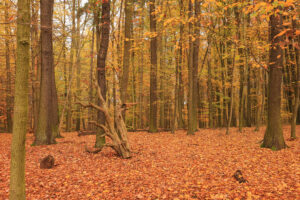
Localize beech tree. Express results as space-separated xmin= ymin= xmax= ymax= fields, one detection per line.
xmin=95 ymin=0 xmax=110 ymax=148
xmin=149 ymin=0 xmax=158 ymax=133
xmin=33 ymin=0 xmax=57 ymax=145
xmin=261 ymin=2 xmax=286 ymax=150
xmin=4 ymin=0 xmax=13 ymax=133
xmin=9 ymin=0 xmax=30 ymax=198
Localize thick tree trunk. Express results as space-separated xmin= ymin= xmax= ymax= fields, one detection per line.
xmin=95 ymin=0 xmax=110 ymax=148
xmin=9 ymin=0 xmax=30 ymax=197
xmin=262 ymin=7 xmax=286 ymax=150
xmin=33 ymin=0 xmax=56 ymax=145
xmin=149 ymin=0 xmax=158 ymax=133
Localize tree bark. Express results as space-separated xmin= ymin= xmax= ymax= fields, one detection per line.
xmin=187 ymin=0 xmax=195 ymax=135
xmin=66 ymin=0 xmax=76 ymax=132
xmin=95 ymin=0 xmax=110 ymax=148
xmin=290 ymin=17 xmax=299 ymax=139
xmin=75 ymin=0 xmax=82 ymax=131
xmin=262 ymin=5 xmax=286 ymax=150
xmin=149 ymin=0 xmax=158 ymax=133
xmin=120 ymin=0 xmax=133 ymax=120
xmin=33 ymin=0 xmax=56 ymax=145
xmin=9 ymin=0 xmax=30 ymax=197
xmin=5 ymin=0 xmax=13 ymax=133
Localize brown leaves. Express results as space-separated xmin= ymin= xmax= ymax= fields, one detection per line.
xmin=0 ymin=126 xmax=299 ymax=199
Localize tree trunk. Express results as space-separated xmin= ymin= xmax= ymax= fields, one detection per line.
xmin=177 ymin=0 xmax=184 ymax=129
xmin=75 ymin=0 xmax=82 ymax=131
xmin=138 ymin=0 xmax=145 ymax=129
xmin=88 ymin=27 xmax=95 ymax=130
xmin=187 ymin=0 xmax=195 ymax=135
xmin=66 ymin=0 xmax=76 ymax=132
xmin=149 ymin=0 xmax=158 ymax=133
xmin=261 ymin=6 xmax=286 ymax=150
xmin=5 ymin=0 xmax=13 ymax=133
xmin=33 ymin=0 xmax=56 ymax=145
xmin=95 ymin=0 xmax=110 ymax=148
xmin=120 ymin=0 xmax=133 ymax=120
xmin=226 ymin=47 xmax=236 ymax=135
xmin=192 ymin=0 xmax=200 ymax=130
xmin=9 ymin=0 xmax=30 ymax=197
xmin=290 ymin=18 xmax=299 ymax=139
xmin=31 ymin=0 xmax=40 ymax=135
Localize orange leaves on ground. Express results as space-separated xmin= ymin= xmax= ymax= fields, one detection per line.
xmin=0 ymin=126 xmax=299 ymax=199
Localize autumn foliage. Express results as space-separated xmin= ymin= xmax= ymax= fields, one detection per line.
xmin=1 ymin=126 xmax=299 ymax=199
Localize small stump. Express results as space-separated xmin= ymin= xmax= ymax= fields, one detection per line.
xmin=40 ymin=155 xmax=55 ymax=169
xmin=233 ymin=170 xmax=247 ymax=183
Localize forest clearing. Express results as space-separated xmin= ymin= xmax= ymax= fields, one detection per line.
xmin=0 ymin=126 xmax=299 ymax=200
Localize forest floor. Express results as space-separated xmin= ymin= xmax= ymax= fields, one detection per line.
xmin=0 ymin=126 xmax=299 ymax=200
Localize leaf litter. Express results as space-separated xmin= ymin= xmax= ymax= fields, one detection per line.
xmin=0 ymin=126 xmax=299 ymax=200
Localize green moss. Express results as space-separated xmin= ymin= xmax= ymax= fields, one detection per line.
xmin=271 ymin=146 xmax=277 ymax=151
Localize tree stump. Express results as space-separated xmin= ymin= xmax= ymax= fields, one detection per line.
xmin=233 ymin=170 xmax=247 ymax=183
xmin=40 ymin=155 xmax=54 ymax=169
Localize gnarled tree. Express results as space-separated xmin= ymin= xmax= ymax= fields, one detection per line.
xmin=79 ymin=81 xmax=131 ymax=159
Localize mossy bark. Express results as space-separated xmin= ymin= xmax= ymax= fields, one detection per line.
xmin=9 ymin=0 xmax=30 ymax=198
xmin=95 ymin=0 xmax=110 ymax=148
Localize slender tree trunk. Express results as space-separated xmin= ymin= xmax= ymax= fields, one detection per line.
xmin=5 ymin=0 xmax=13 ymax=133
xmin=88 ymin=28 xmax=95 ymax=130
xmin=207 ymin=44 xmax=214 ymax=128
xmin=192 ymin=0 xmax=200 ymax=130
xmin=66 ymin=0 xmax=76 ymax=132
xmin=177 ymin=0 xmax=184 ymax=129
xmin=234 ymin=4 xmax=245 ymax=132
xmin=262 ymin=5 xmax=286 ymax=150
xmin=138 ymin=0 xmax=145 ymax=129
xmin=9 ymin=0 xmax=30 ymax=197
xmin=75 ymin=0 xmax=82 ymax=131
xmin=159 ymin=36 xmax=165 ymax=129
xmin=226 ymin=47 xmax=236 ymax=135
xmin=31 ymin=0 xmax=40 ymax=135
xmin=187 ymin=0 xmax=194 ymax=135
xmin=149 ymin=0 xmax=158 ymax=133
xmin=120 ymin=0 xmax=133 ymax=120
xmin=290 ymin=18 xmax=299 ymax=139
xmin=95 ymin=0 xmax=110 ymax=148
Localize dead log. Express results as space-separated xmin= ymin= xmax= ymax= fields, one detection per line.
xmin=40 ymin=155 xmax=55 ymax=169
xmin=77 ymin=130 xmax=97 ymax=137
